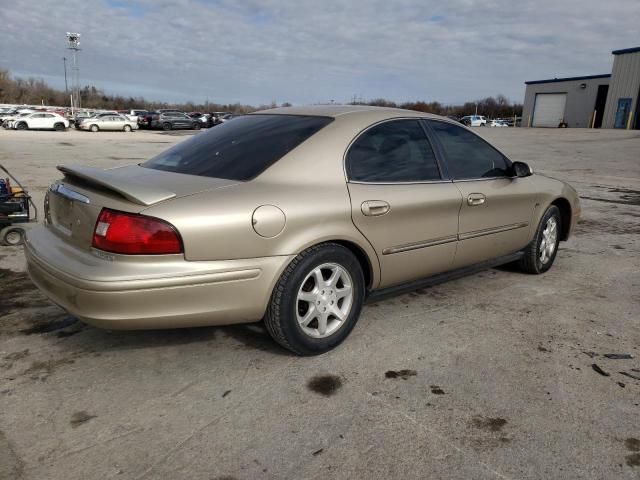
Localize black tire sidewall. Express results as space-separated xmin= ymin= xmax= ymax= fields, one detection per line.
xmin=3 ymin=228 xmax=24 ymax=246
xmin=272 ymin=245 xmax=365 ymax=355
xmin=162 ymin=123 xmax=172 ymax=131
xmin=534 ymin=206 xmax=561 ymax=273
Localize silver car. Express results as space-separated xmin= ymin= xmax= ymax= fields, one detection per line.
xmin=80 ymin=114 xmax=138 ymax=132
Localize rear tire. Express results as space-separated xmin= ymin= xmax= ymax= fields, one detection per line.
xmin=517 ymin=205 xmax=561 ymax=274
xmin=162 ymin=122 xmax=172 ymax=131
xmin=265 ymin=243 xmax=365 ymax=355
xmin=90 ymin=124 xmax=99 ymax=132
xmin=2 ymin=227 xmax=25 ymax=246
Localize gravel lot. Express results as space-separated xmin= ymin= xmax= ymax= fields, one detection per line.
xmin=1 ymin=126 xmax=639 ymax=479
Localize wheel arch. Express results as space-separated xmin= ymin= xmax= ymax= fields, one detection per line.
xmin=551 ymin=197 xmax=571 ymax=241
xmin=328 ymin=239 xmax=375 ymax=289
xmin=286 ymin=235 xmax=380 ymax=290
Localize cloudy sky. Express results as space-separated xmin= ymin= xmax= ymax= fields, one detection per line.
xmin=1 ymin=0 xmax=638 ymax=106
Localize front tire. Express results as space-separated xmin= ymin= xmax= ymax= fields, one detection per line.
xmin=265 ymin=243 xmax=365 ymax=355
xmin=124 ymin=124 xmax=132 ymax=132
xmin=90 ymin=124 xmax=99 ymax=132
xmin=54 ymin=122 xmax=65 ymax=131
xmin=16 ymin=122 xmax=27 ymax=130
xmin=193 ymin=122 xmax=201 ymax=130
xmin=517 ymin=205 xmax=561 ymax=274
xmin=162 ymin=122 xmax=172 ymax=131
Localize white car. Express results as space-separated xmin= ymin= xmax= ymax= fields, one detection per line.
xmin=12 ymin=112 xmax=69 ymax=131
xmin=489 ymin=120 xmax=508 ymax=127
xmin=460 ymin=115 xmax=487 ymax=127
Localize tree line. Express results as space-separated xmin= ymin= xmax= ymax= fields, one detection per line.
xmin=0 ymin=68 xmax=522 ymax=118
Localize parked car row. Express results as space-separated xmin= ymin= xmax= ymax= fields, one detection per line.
xmin=458 ymin=115 xmax=515 ymax=127
xmin=72 ymin=109 xmax=240 ymax=131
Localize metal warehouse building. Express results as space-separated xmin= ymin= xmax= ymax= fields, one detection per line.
xmin=522 ymin=47 xmax=640 ymax=129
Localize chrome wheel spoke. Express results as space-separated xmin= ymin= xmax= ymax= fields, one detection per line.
xmin=312 ymin=267 xmax=325 ymax=287
xmin=539 ymin=217 xmax=558 ymax=264
xmin=336 ymin=284 xmax=352 ymax=300
xmin=331 ymin=305 xmax=347 ymax=321
xmin=317 ymin=313 xmax=328 ymax=336
xmin=326 ymin=267 xmax=341 ymax=287
xmin=298 ymin=291 xmax=317 ymax=303
xmin=298 ymin=305 xmax=318 ymax=327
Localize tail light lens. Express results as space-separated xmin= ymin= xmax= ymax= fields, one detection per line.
xmin=92 ymin=208 xmax=183 ymax=255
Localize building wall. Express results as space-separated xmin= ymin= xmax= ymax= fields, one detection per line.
xmin=522 ymin=76 xmax=610 ymax=128
xmin=602 ymin=51 xmax=640 ymax=129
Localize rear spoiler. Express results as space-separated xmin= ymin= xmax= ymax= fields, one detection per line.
xmin=57 ymin=165 xmax=176 ymax=206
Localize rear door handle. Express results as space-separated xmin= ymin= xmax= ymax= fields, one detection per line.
xmin=361 ymin=200 xmax=390 ymax=216
xmin=467 ymin=193 xmax=486 ymax=206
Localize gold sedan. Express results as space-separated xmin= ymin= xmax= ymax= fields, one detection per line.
xmin=25 ymin=106 xmax=580 ymax=354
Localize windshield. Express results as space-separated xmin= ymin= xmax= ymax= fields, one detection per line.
xmin=143 ymin=114 xmax=333 ymax=181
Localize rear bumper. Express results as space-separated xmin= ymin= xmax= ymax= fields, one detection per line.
xmin=25 ymin=225 xmax=292 ymax=329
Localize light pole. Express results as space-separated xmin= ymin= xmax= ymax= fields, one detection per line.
xmin=66 ymin=32 xmax=81 ymax=112
xmin=63 ymin=57 xmax=68 ymax=94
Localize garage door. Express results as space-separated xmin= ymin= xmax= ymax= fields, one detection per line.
xmin=532 ymin=93 xmax=567 ymax=127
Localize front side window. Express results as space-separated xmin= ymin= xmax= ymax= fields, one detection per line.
xmin=346 ymin=120 xmax=441 ymax=182
xmin=143 ymin=114 xmax=333 ymax=181
xmin=429 ymin=121 xmax=510 ymax=179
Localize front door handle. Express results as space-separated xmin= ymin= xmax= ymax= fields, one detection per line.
xmin=361 ymin=200 xmax=390 ymax=216
xmin=467 ymin=193 xmax=486 ymax=206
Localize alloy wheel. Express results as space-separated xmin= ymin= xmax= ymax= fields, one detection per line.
xmin=296 ymin=263 xmax=353 ymax=338
xmin=539 ymin=217 xmax=558 ymax=264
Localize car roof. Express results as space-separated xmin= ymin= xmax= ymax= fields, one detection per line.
xmin=255 ymin=105 xmax=446 ymax=122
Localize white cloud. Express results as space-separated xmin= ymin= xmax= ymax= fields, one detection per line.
xmin=1 ymin=0 xmax=638 ymax=105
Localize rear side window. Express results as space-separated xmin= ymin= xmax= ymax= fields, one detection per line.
xmin=143 ymin=115 xmax=333 ymax=181
xmin=346 ymin=120 xmax=440 ymax=182
xmin=428 ymin=121 xmax=510 ymax=179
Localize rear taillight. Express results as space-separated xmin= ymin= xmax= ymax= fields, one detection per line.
xmin=92 ymin=208 xmax=183 ymax=255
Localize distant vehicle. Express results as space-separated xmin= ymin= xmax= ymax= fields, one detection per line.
xmin=11 ymin=112 xmax=69 ymax=131
xmin=489 ymin=119 xmax=509 ymax=127
xmin=151 ymin=111 xmax=201 ymax=131
xmin=0 ymin=110 xmax=23 ymax=125
xmin=119 ymin=109 xmax=149 ymax=123
xmin=2 ymin=112 xmax=31 ymax=129
xmin=217 ymin=113 xmax=242 ymax=124
xmin=75 ymin=112 xmax=118 ymax=129
xmin=188 ymin=112 xmax=211 ymax=127
xmin=460 ymin=115 xmax=487 ymax=127
xmin=80 ymin=114 xmax=138 ymax=132
xmin=209 ymin=111 xmax=231 ymax=126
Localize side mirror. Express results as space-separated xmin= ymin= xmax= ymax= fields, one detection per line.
xmin=512 ymin=161 xmax=533 ymax=178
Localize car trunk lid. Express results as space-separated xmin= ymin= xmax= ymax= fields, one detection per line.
xmin=47 ymin=164 xmax=238 ymax=250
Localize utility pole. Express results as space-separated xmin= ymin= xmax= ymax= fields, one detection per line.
xmin=63 ymin=57 xmax=68 ymax=94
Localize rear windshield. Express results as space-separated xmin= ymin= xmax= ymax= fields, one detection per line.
xmin=142 ymin=114 xmax=333 ymax=181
